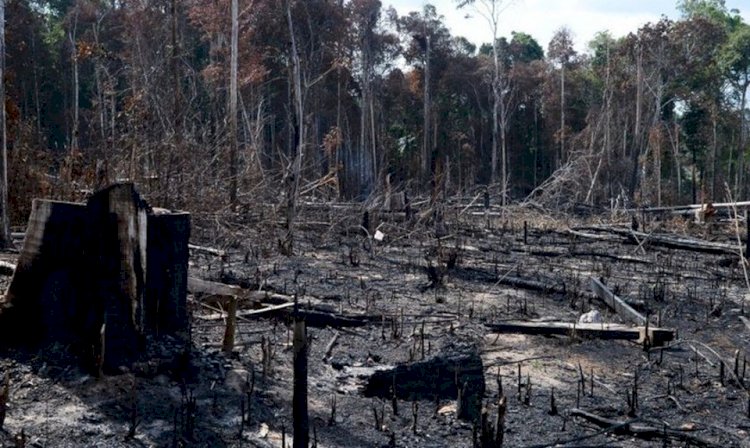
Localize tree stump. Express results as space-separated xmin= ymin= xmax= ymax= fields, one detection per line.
xmin=363 ymin=348 xmax=485 ymax=421
xmin=0 ymin=183 xmax=189 ymax=373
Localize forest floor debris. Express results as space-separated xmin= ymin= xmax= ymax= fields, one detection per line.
xmin=0 ymin=203 xmax=749 ymax=447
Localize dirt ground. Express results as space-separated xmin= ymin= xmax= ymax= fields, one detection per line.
xmin=1 ymin=203 xmax=750 ymax=447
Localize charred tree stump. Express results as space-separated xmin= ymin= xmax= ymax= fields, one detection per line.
xmin=0 ymin=183 xmax=189 ymax=372
xmin=363 ymin=348 xmax=485 ymax=421
xmin=293 ymin=313 xmax=309 ymax=448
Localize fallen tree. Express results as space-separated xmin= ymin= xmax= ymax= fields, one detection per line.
xmin=485 ymin=321 xmax=674 ymax=346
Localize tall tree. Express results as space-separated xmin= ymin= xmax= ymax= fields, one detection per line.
xmin=399 ymin=5 xmax=451 ymax=187
xmin=282 ymin=0 xmax=303 ymax=256
xmin=720 ymin=23 xmax=750 ymax=197
xmin=456 ymin=0 xmax=512 ymax=203
xmin=229 ymin=0 xmax=238 ymax=205
xmin=547 ymin=27 xmax=576 ymax=168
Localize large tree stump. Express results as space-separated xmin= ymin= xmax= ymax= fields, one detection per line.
xmin=0 ymin=183 xmax=189 ymax=372
xmin=363 ymin=348 xmax=485 ymax=421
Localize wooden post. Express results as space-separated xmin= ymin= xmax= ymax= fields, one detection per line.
xmin=222 ymin=296 xmax=237 ymax=354
xmin=293 ymin=314 xmax=308 ymax=448
xmin=746 ymin=210 xmax=749 ymax=258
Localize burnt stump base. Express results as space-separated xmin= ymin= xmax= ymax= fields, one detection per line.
xmin=363 ymin=348 xmax=485 ymax=421
xmin=0 ymin=183 xmax=189 ymax=373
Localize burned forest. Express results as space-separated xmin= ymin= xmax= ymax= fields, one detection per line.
xmin=1 ymin=0 xmax=750 ymax=447
xmin=0 ymin=186 xmax=748 ymax=447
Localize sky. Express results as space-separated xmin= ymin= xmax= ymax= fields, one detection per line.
xmin=385 ymin=0 xmax=750 ymax=53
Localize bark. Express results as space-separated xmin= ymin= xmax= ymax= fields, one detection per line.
xmin=69 ymin=13 xmax=79 ymax=155
xmin=363 ymin=349 xmax=485 ymax=421
xmin=229 ymin=0 xmax=239 ymax=206
xmin=169 ymin=0 xmax=181 ymax=205
xmin=559 ymin=64 xmax=565 ymax=167
xmin=0 ymin=0 xmax=9 ymax=249
xmin=0 ymin=184 xmax=189 ymax=371
xmin=282 ymin=0 xmax=304 ymax=255
xmin=629 ymin=46 xmax=643 ymax=199
xmin=422 ymin=35 xmax=431 ymax=185
xmin=292 ymin=316 xmax=309 ymax=448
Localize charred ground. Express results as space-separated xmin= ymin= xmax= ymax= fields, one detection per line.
xmin=0 ymin=202 xmax=749 ymax=448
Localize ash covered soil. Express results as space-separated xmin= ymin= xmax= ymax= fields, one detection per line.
xmin=1 ymin=205 xmax=750 ymax=447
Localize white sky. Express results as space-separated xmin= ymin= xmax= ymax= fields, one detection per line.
xmin=386 ymin=0 xmax=750 ymax=53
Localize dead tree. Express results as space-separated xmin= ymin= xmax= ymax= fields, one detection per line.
xmin=292 ymin=309 xmax=309 ymax=448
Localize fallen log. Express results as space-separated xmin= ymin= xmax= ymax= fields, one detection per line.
xmin=589 ymin=277 xmax=647 ymax=325
xmin=484 ymin=321 xmax=674 ymax=346
xmin=575 ymin=225 xmax=738 ymax=255
xmin=323 ymin=330 xmax=339 ymax=360
xmin=363 ymin=348 xmax=485 ymax=421
xmin=454 ymin=267 xmax=564 ymax=294
xmin=188 ymin=276 xmax=250 ymax=299
xmin=627 ymin=200 xmax=750 ymax=214
xmin=567 ymin=229 xmax=625 ymax=243
xmin=188 ymin=277 xmax=321 ymax=307
xmin=196 ymin=301 xmax=375 ymax=328
xmin=188 ymin=244 xmax=226 ymax=258
xmin=570 ymin=408 xmax=719 ymax=447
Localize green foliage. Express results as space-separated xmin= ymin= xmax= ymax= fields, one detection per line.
xmin=509 ymin=31 xmax=543 ymax=63
xmin=719 ymin=23 xmax=750 ymax=87
xmin=1 ymin=0 xmax=750 ymax=211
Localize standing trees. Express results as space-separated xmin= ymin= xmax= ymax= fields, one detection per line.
xmin=547 ymin=27 xmax=576 ymax=168
xmin=720 ymin=23 xmax=750 ymax=197
xmin=349 ymin=0 xmax=397 ymax=195
xmin=456 ymin=0 xmax=511 ymax=203
xmin=399 ymin=5 xmax=452 ymax=188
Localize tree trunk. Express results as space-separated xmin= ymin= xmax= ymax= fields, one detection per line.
xmin=559 ymin=64 xmax=565 ymax=167
xmin=422 ymin=35 xmax=431 ymax=186
xmin=629 ymin=46 xmax=643 ymax=199
xmin=491 ymin=41 xmax=499 ymax=186
xmin=283 ymin=0 xmax=304 ymax=255
xmin=737 ymin=80 xmax=747 ymax=199
xmin=69 ymin=15 xmax=79 ymax=156
xmin=0 ymin=184 xmax=189 ymax=372
xmin=292 ymin=316 xmax=308 ymax=448
xmin=229 ymin=0 xmax=239 ymax=206
xmin=170 ymin=0 xmax=181 ymax=205
xmin=0 ymin=0 xmax=9 ymax=249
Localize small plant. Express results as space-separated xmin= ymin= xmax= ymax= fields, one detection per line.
xmin=0 ymin=372 xmax=9 ymax=430
xmin=261 ymin=336 xmax=276 ymax=378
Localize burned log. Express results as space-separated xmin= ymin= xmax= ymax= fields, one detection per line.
xmin=589 ymin=277 xmax=647 ymax=325
xmin=363 ymin=347 xmax=485 ymax=421
xmin=569 ymin=408 xmax=719 ymax=447
xmin=0 ymin=183 xmax=189 ymax=372
xmin=484 ymin=321 xmax=674 ymax=346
